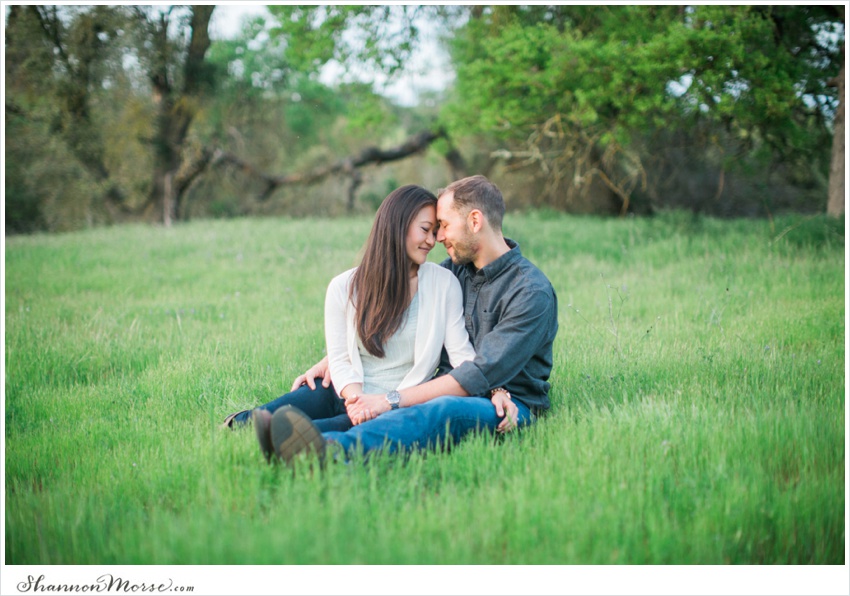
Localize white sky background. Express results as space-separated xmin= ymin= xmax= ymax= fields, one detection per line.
xmin=209 ymin=4 xmax=452 ymax=107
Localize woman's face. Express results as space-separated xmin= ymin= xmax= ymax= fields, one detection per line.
xmin=406 ymin=204 xmax=437 ymax=267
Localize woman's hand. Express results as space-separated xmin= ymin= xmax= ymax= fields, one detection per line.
xmin=345 ymin=393 xmax=391 ymax=425
xmin=291 ymin=356 xmax=331 ymax=391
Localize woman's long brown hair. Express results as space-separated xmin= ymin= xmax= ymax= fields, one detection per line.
xmin=350 ymin=185 xmax=437 ymax=358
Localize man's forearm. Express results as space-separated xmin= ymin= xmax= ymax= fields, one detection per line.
xmin=399 ymin=374 xmax=469 ymax=408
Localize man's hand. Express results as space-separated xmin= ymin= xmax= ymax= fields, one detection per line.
xmin=345 ymin=393 xmax=391 ymax=425
xmin=491 ymin=389 xmax=519 ymax=434
xmin=290 ymin=356 xmax=331 ymax=391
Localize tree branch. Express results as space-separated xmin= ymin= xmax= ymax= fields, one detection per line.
xmin=211 ymin=128 xmax=448 ymax=202
xmin=31 ymin=6 xmax=71 ymax=70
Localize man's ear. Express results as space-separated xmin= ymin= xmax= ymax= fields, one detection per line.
xmin=467 ymin=209 xmax=485 ymax=233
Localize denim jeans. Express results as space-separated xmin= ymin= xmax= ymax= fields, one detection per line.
xmin=322 ymin=395 xmax=534 ymax=456
xmin=231 ymin=383 xmax=353 ymax=433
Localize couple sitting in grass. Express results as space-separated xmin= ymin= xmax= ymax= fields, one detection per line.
xmin=222 ymin=175 xmax=558 ymax=464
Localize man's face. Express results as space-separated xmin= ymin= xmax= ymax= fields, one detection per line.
xmin=436 ymin=192 xmax=478 ymax=265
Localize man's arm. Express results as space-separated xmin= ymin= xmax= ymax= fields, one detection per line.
xmin=399 ymin=373 xmax=468 ymax=405
xmin=346 ymin=377 xmax=520 ymax=431
xmin=348 ymin=286 xmax=555 ymax=426
xmin=449 ymin=285 xmax=555 ymax=399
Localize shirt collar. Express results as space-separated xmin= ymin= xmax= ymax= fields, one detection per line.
xmin=466 ymin=238 xmax=521 ymax=283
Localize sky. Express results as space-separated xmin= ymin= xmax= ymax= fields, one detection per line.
xmin=209 ymin=4 xmax=451 ymax=106
xmin=209 ymin=3 xmax=269 ymax=40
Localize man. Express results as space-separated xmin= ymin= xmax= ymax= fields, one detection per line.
xmin=261 ymin=175 xmax=558 ymax=462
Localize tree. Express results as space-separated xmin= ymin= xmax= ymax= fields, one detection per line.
xmin=5 ymin=5 xmax=130 ymax=230
xmin=274 ymin=5 xmax=844 ymax=216
xmin=443 ymin=5 xmax=844 ymax=214
xmin=5 ymin=5 xmax=218 ymax=228
xmin=6 ymin=5 xmax=843 ymax=231
xmin=267 ymin=5 xmax=426 ymax=77
xmin=126 ymin=6 xmax=215 ymax=224
xmin=5 ymin=4 xmax=447 ymax=229
xmin=827 ymin=45 xmax=845 ymax=218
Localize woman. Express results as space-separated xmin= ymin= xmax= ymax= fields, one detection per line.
xmin=221 ymin=185 xmax=475 ymax=460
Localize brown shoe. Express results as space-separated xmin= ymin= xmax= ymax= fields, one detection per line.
xmin=270 ymin=406 xmax=326 ymax=464
xmin=220 ymin=409 xmax=250 ymax=430
xmin=253 ymin=409 xmax=274 ymax=463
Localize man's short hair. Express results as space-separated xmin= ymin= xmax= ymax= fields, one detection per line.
xmin=438 ymin=175 xmax=505 ymax=231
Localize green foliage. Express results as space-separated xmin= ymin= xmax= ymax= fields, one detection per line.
xmin=268 ymin=6 xmax=364 ymax=73
xmin=268 ymin=5 xmax=423 ymax=76
xmin=265 ymin=4 xmax=841 ymax=214
xmin=285 ymin=78 xmax=344 ymax=143
xmin=4 ymin=4 xmax=420 ymax=231
xmin=5 ymin=116 xmax=49 ymax=233
xmin=335 ymin=82 xmax=400 ymax=134
xmin=5 ymin=4 xmax=843 ymax=231
xmin=4 ymin=5 xmax=132 ymax=230
xmin=5 ymin=102 xmax=118 ymax=233
xmin=204 ymin=18 xmax=291 ymax=96
xmin=4 ymin=213 xmax=844 ymax=567
xmin=445 ymin=5 xmax=841 ymax=147
xmin=359 ymin=176 xmax=401 ymax=211
xmin=441 ymin=5 xmax=842 ymax=212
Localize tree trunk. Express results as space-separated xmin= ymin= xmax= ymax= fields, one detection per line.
xmin=827 ymin=50 xmax=845 ymax=218
xmin=144 ymin=6 xmax=214 ymax=226
xmin=163 ymin=171 xmax=175 ymax=226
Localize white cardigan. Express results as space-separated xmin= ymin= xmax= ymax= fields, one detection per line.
xmin=325 ymin=262 xmax=475 ymax=397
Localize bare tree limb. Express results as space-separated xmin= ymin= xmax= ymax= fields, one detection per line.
xmin=30 ymin=6 xmax=70 ymax=69
xmin=174 ymin=146 xmax=216 ymax=200
xmin=209 ymin=128 xmax=448 ymax=202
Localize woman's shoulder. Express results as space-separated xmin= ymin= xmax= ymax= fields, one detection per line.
xmin=420 ymin=261 xmax=453 ymax=278
xmin=419 ymin=262 xmax=459 ymax=289
xmin=327 ymin=267 xmax=357 ymax=292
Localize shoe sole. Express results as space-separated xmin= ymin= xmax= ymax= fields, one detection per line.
xmin=253 ymin=409 xmax=274 ymax=463
xmin=270 ymin=406 xmax=326 ymax=464
xmin=220 ymin=409 xmax=250 ymax=429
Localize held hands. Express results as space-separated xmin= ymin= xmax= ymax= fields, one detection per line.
xmin=491 ymin=388 xmax=519 ymax=434
xmin=291 ymin=356 xmax=332 ymax=392
xmin=345 ymin=393 xmax=390 ymax=425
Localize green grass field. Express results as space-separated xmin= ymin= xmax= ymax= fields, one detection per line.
xmin=4 ymin=211 xmax=846 ymax=566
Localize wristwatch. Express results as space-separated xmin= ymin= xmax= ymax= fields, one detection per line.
xmin=386 ymin=390 xmax=401 ymax=410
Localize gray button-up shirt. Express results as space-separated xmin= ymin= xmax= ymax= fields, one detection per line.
xmin=438 ymin=239 xmax=558 ymax=414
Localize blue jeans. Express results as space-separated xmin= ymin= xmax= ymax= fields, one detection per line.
xmin=232 ymin=383 xmax=353 ymax=433
xmin=323 ymin=395 xmax=534 ymax=456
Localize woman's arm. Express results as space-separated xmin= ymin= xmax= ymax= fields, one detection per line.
xmin=324 ymin=271 xmax=364 ymax=398
xmin=346 ymin=373 xmax=467 ymax=424
xmin=288 ymin=354 xmax=368 ymax=403
xmin=290 ymin=355 xmax=331 ymax=391
xmin=346 ymin=272 xmax=475 ymax=424
xmin=442 ymin=275 xmax=476 ymax=367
